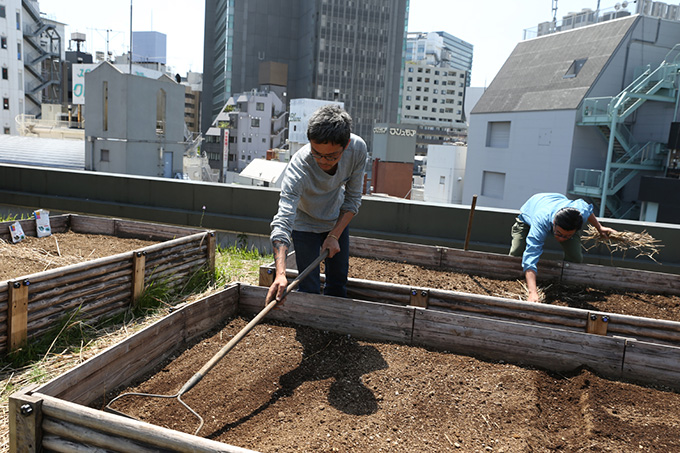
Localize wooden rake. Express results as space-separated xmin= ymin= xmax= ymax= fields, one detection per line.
xmin=105 ymin=249 xmax=330 ymax=436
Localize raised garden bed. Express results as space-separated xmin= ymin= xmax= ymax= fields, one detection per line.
xmin=0 ymin=214 xmax=215 ymax=353
xmin=9 ymin=235 xmax=680 ymax=452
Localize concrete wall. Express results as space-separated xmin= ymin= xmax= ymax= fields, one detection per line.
xmin=1 ymin=163 xmax=679 ymax=275
xmin=464 ymin=110 xmax=577 ymax=209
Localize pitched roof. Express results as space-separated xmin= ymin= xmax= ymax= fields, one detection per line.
xmin=471 ymin=15 xmax=638 ymax=114
xmin=0 ymin=135 xmax=85 ymax=169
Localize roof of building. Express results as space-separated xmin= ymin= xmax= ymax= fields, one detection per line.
xmin=471 ymin=15 xmax=638 ymax=114
xmin=239 ymin=158 xmax=288 ymax=183
xmin=0 ymin=135 xmax=85 ymax=170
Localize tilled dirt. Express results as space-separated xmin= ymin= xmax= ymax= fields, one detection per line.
xmin=107 ymin=256 xmax=680 ymax=452
xmin=0 ymin=231 xmax=157 ymax=282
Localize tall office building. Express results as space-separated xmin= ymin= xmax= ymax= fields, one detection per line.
xmin=202 ymin=0 xmax=408 ymax=148
xmin=406 ymin=31 xmax=473 ymax=86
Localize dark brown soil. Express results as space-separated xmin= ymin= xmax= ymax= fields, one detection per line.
xmin=107 ymin=256 xmax=680 ymax=452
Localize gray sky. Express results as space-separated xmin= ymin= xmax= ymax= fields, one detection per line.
xmin=38 ymin=0 xmax=627 ymax=86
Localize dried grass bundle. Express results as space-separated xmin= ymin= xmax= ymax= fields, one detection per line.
xmin=581 ymin=224 xmax=663 ymax=262
xmin=495 ymin=281 xmax=547 ymax=303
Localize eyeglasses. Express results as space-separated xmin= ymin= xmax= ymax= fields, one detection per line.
xmin=310 ymin=146 xmax=344 ymax=162
xmin=553 ymin=223 xmax=575 ymax=239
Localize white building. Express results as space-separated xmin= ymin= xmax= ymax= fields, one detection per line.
xmin=1 ymin=0 xmax=62 ymax=134
xmin=465 ymin=15 xmax=679 ymax=220
xmin=401 ymin=60 xmax=467 ymax=154
xmin=423 ymin=144 xmax=467 ymax=204
xmin=84 ymin=62 xmax=186 ymax=177
xmin=216 ymin=89 xmax=287 ymax=173
xmin=288 ymin=98 xmax=344 ymax=155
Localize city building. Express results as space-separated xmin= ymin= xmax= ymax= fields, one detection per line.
xmin=405 ymin=31 xmax=473 ymax=85
xmin=1 ymin=0 xmax=62 ymax=134
xmin=371 ymin=123 xmax=418 ymax=198
xmin=132 ymin=31 xmax=167 ymax=67
xmin=465 ymin=15 xmax=680 ymax=222
xmin=84 ymin=62 xmax=186 ymax=178
xmin=203 ymin=89 xmax=286 ymax=178
xmin=423 ymin=144 xmax=467 ymax=205
xmin=180 ymin=71 xmax=203 ymax=136
xmin=288 ymin=98 xmax=344 ymax=155
xmin=401 ymin=60 xmax=468 ymax=154
xmin=202 ymin=0 xmax=408 ymax=149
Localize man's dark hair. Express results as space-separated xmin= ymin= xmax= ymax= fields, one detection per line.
xmin=307 ymin=104 xmax=352 ymax=147
xmin=554 ymin=207 xmax=583 ymax=231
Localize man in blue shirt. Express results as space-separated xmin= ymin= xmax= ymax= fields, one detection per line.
xmin=509 ymin=193 xmax=616 ymax=302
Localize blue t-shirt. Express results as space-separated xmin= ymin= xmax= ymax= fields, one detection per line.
xmin=518 ymin=193 xmax=593 ymax=273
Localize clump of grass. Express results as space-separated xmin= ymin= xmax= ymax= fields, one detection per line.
xmin=581 ymin=224 xmax=663 ymax=262
xmin=215 ymin=244 xmax=272 ymax=286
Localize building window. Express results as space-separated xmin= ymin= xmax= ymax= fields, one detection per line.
xmin=3 ymin=127 xmax=9 ymax=134
xmin=439 ymin=176 xmax=445 ymax=185
xmin=156 ymin=89 xmax=166 ymax=136
xmin=481 ymin=171 xmax=506 ymax=199
xmin=102 ymin=81 xmax=108 ymax=131
xmin=251 ymin=118 xmax=260 ymax=127
xmin=2 ymin=67 xmax=7 ymax=80
xmin=564 ymin=58 xmax=587 ymax=78
xmin=486 ymin=121 xmax=511 ymax=148
xmin=0 ymin=6 xmax=5 ymax=18
xmin=242 ymin=137 xmax=246 ymax=142
xmin=100 ymin=149 xmax=110 ymax=162
xmin=256 ymin=102 xmax=264 ymax=111
xmin=15 ymin=11 xmax=20 ymax=30
xmin=1 ymin=37 xmax=6 ymax=49
xmin=3 ymin=97 xmax=8 ymax=109
xmin=16 ymin=42 xmax=21 ymax=60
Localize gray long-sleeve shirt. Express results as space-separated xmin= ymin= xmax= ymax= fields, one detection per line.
xmin=270 ymin=133 xmax=368 ymax=246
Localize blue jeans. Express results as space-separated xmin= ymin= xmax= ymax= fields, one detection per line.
xmin=292 ymin=228 xmax=350 ymax=297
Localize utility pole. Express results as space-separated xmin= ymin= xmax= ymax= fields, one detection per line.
xmin=551 ymin=0 xmax=558 ymax=31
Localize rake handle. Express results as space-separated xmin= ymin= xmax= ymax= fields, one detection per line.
xmin=178 ymin=248 xmax=330 ymax=396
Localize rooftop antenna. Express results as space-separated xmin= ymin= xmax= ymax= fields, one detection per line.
xmin=552 ymin=0 xmax=558 ymax=26
xmin=129 ymin=0 xmax=133 ymax=74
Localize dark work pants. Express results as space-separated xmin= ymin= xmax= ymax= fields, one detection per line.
xmin=291 ymin=228 xmax=350 ymax=297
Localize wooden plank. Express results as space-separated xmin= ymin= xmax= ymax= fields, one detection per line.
xmin=8 ymin=390 xmax=43 ymax=453
xmin=259 ymin=265 xmax=274 ymax=287
xmin=563 ymin=261 xmax=680 ymax=296
xmin=182 ymin=286 xmax=239 ymax=342
xmin=27 ymin=267 xmax=131 ymax=307
xmin=8 ymin=280 xmax=29 ymax=350
xmin=68 ymin=214 xmax=116 ymax=235
xmin=441 ymin=247 xmax=564 ymax=281
xmin=621 ymin=339 xmax=680 ymax=391
xmin=35 ymin=393 xmax=257 ymax=453
xmin=131 ymin=250 xmax=146 ymax=307
xmin=42 ymin=418 xmax=160 ymax=453
xmin=35 ymin=286 xmax=240 ymax=404
xmin=206 ymin=231 xmax=216 ymax=274
xmin=239 ymin=284 xmax=414 ymax=344
xmin=413 ymin=308 xmax=626 ymax=378
xmin=409 ymin=288 xmax=429 ymax=308
xmin=115 ymin=219 xmax=204 ymax=241
xmin=350 ymin=236 xmax=442 ymax=268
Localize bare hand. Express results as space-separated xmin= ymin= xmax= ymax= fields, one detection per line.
xmin=598 ymin=226 xmax=616 ymax=239
xmin=266 ymin=273 xmax=289 ymax=307
xmin=528 ymin=290 xmax=540 ymax=303
xmin=322 ymin=235 xmax=341 ymax=258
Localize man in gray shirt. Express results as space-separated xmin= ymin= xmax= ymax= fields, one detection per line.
xmin=267 ymin=105 xmax=367 ymax=303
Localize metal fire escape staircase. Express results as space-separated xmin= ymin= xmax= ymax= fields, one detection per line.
xmin=575 ymin=50 xmax=680 ymax=219
xmin=21 ymin=0 xmax=61 ymax=111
